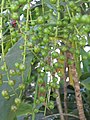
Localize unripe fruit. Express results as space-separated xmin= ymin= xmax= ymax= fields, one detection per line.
xmin=19 ymin=63 xmax=25 ymax=71
xmin=39 ymin=96 xmax=45 ymax=103
xmin=8 ymin=80 xmax=15 ymax=86
xmin=11 ymin=105 xmax=17 ymax=112
xmin=34 ymin=109 xmax=39 ymax=113
xmin=52 ymin=52 xmax=58 ymax=58
xmin=19 ymin=0 xmax=26 ymax=4
xmin=39 ymin=87 xmax=46 ymax=93
xmin=34 ymin=46 xmax=40 ymax=53
xmin=2 ymin=90 xmax=10 ymax=99
xmin=38 ymin=78 xmax=44 ymax=84
xmin=9 ymin=69 xmax=16 ymax=76
xmin=12 ymin=12 xmax=19 ymax=20
xmin=15 ymin=98 xmax=21 ymax=106
xmin=19 ymin=83 xmax=25 ymax=90
xmin=37 ymin=16 xmax=44 ymax=24
xmin=15 ymin=62 xmax=19 ymax=68
xmin=50 ymin=0 xmax=57 ymax=4
xmin=1 ymin=65 xmax=5 ymax=71
xmin=10 ymin=4 xmax=19 ymax=12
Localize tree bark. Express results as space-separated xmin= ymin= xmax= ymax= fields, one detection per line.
xmin=66 ymin=52 xmax=86 ymax=120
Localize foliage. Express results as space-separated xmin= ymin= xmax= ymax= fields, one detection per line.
xmin=0 ymin=0 xmax=90 ymax=120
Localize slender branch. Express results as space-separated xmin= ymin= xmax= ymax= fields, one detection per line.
xmin=56 ymin=89 xmax=65 ymax=120
xmin=42 ymin=113 xmax=79 ymax=119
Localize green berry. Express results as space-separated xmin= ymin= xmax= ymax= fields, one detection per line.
xmin=50 ymin=0 xmax=57 ymax=4
xmin=10 ymin=4 xmax=19 ymax=12
xmin=19 ymin=63 xmax=25 ymax=71
xmin=19 ymin=0 xmax=26 ymax=4
xmin=19 ymin=83 xmax=25 ymax=90
xmin=12 ymin=12 xmax=19 ymax=20
xmin=11 ymin=105 xmax=17 ymax=112
xmin=15 ymin=62 xmax=19 ymax=68
xmin=8 ymin=80 xmax=15 ymax=86
xmin=2 ymin=90 xmax=9 ymax=99
xmin=1 ymin=65 xmax=5 ymax=71
xmin=37 ymin=16 xmax=44 ymax=24
xmin=34 ymin=109 xmax=39 ymax=113
xmin=34 ymin=46 xmax=40 ymax=53
xmin=15 ymin=98 xmax=21 ymax=106
xmin=9 ymin=69 xmax=16 ymax=76
xmin=52 ymin=52 xmax=58 ymax=58
xmin=39 ymin=96 xmax=45 ymax=103
xmin=38 ymin=78 xmax=44 ymax=84
xmin=39 ymin=87 xmax=46 ymax=93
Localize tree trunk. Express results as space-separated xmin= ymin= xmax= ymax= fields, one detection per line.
xmin=66 ymin=52 xmax=86 ymax=120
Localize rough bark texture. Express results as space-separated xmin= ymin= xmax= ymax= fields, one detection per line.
xmin=66 ymin=52 xmax=86 ymax=120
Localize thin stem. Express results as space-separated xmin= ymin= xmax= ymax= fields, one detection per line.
xmin=1 ymin=0 xmax=5 ymax=60
xmin=42 ymin=0 xmax=44 ymax=15
xmin=23 ymin=0 xmax=30 ymax=64
xmin=32 ymin=81 xmax=38 ymax=120
xmin=42 ymin=113 xmax=79 ymax=119
xmin=56 ymin=89 xmax=65 ymax=120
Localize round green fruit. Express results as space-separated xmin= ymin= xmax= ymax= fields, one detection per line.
xmin=11 ymin=105 xmax=17 ymax=112
xmin=37 ymin=16 xmax=44 ymax=24
xmin=39 ymin=96 xmax=45 ymax=103
xmin=9 ymin=69 xmax=16 ymax=76
xmin=34 ymin=109 xmax=39 ymax=113
xmin=15 ymin=98 xmax=21 ymax=106
xmin=34 ymin=46 xmax=40 ymax=53
xmin=15 ymin=62 xmax=19 ymax=68
xmin=10 ymin=4 xmax=19 ymax=12
xmin=52 ymin=52 xmax=58 ymax=58
xmin=39 ymin=87 xmax=45 ymax=93
xmin=38 ymin=78 xmax=44 ymax=84
xmin=19 ymin=63 xmax=25 ymax=71
xmin=50 ymin=0 xmax=57 ymax=4
xmin=8 ymin=80 xmax=15 ymax=86
xmin=19 ymin=0 xmax=26 ymax=4
xmin=19 ymin=83 xmax=25 ymax=90
xmin=2 ymin=90 xmax=8 ymax=96
xmin=12 ymin=12 xmax=19 ymax=20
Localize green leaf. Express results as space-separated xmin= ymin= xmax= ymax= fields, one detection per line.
xmin=0 ymin=38 xmax=34 ymax=120
xmin=80 ymin=72 xmax=90 ymax=81
xmin=81 ymin=77 xmax=90 ymax=90
xmin=16 ymin=102 xmax=32 ymax=116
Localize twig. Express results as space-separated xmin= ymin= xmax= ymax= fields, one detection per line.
xmin=56 ymin=89 xmax=65 ymax=120
xmin=41 ymin=113 xmax=79 ymax=119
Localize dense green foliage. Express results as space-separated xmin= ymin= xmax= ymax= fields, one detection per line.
xmin=0 ymin=0 xmax=90 ymax=120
